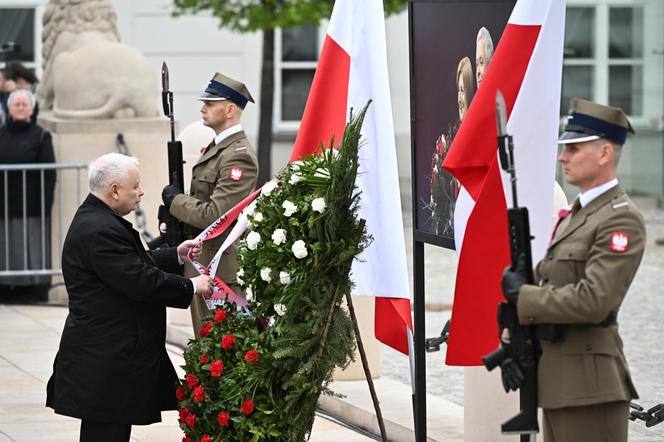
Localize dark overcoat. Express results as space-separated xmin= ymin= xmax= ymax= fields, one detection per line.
xmin=46 ymin=194 xmax=193 ymax=425
xmin=0 ymin=119 xmax=56 ymax=218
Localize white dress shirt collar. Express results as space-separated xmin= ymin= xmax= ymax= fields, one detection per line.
xmin=214 ymin=124 xmax=243 ymax=146
xmin=578 ymin=178 xmax=619 ymax=208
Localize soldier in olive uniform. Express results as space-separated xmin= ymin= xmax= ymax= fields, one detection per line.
xmin=162 ymin=73 xmax=258 ymax=336
xmin=502 ymin=98 xmax=645 ymax=442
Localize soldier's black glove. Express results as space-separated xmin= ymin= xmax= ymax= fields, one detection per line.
xmin=499 ymin=357 xmax=525 ymax=392
xmin=161 ymin=185 xmax=181 ymax=207
xmin=501 ymin=253 xmax=528 ymax=304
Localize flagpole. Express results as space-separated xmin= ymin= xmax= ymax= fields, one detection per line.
xmin=407 ymin=327 xmax=416 ymax=433
xmin=412 ymin=239 xmax=427 ymax=440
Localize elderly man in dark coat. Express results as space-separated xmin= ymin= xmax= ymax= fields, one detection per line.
xmin=46 ymin=153 xmax=212 ymax=442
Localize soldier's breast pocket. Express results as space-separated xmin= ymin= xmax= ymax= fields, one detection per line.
xmin=196 ymin=172 xmax=219 ymax=196
xmin=550 ymin=243 xmax=589 ymax=284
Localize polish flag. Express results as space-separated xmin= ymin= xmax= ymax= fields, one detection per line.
xmin=291 ymin=0 xmax=412 ymax=354
xmin=443 ymin=0 xmax=565 ymax=365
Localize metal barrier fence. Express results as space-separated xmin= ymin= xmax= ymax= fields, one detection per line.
xmin=0 ymin=162 xmax=88 ymax=279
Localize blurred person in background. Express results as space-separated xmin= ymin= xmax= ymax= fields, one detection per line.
xmin=3 ymin=61 xmax=39 ymax=120
xmin=0 ymin=89 xmax=55 ymax=302
xmin=0 ymin=70 xmax=7 ymax=125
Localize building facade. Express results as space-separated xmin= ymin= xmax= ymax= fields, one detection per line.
xmin=0 ymin=0 xmax=662 ymax=198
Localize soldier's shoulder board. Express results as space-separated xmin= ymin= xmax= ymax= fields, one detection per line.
xmin=611 ymin=195 xmax=630 ymax=210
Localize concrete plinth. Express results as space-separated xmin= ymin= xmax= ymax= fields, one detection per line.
xmin=39 ymin=112 xmax=173 ymax=301
xmin=334 ymin=295 xmax=381 ymax=381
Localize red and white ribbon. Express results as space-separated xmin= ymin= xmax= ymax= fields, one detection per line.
xmin=188 ymin=180 xmax=277 ymax=309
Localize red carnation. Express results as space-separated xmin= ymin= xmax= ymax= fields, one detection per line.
xmin=201 ymin=436 xmax=211 ymax=442
xmin=199 ymin=321 xmax=214 ymax=337
xmin=221 ymin=334 xmax=236 ymax=350
xmin=240 ymin=398 xmax=254 ymax=415
xmin=182 ymin=436 xmax=192 ymax=442
xmin=210 ymin=359 xmax=224 ymax=377
xmin=214 ymin=309 xmax=227 ymax=322
xmin=193 ymin=385 xmax=206 ymax=403
xmin=175 ymin=387 xmax=187 ymax=402
xmin=244 ymin=349 xmax=259 ymax=365
xmin=185 ymin=374 xmax=198 ymax=389
xmin=178 ymin=407 xmax=189 ymax=422
xmin=185 ymin=413 xmax=196 ymax=428
xmin=217 ymin=411 xmax=230 ymax=427
xmin=200 ymin=353 xmax=210 ymax=365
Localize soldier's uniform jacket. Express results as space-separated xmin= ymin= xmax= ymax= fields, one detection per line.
xmin=169 ymin=130 xmax=258 ymax=285
xmin=518 ymin=184 xmax=645 ymax=409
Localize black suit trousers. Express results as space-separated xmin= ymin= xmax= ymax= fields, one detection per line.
xmin=80 ymin=420 xmax=131 ymax=442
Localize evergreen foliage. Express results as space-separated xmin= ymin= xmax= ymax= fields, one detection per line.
xmin=177 ymin=103 xmax=372 ymax=441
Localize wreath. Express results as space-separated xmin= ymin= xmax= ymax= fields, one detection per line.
xmin=176 ymin=104 xmax=371 ymax=441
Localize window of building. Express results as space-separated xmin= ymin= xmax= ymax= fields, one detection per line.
xmin=562 ymin=1 xmax=658 ymax=121
xmin=274 ymin=24 xmax=322 ymax=132
xmin=560 ymin=0 xmax=664 ymax=198
xmin=0 ymin=8 xmax=36 ymax=68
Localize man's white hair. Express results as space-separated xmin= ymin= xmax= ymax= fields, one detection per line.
xmin=476 ymin=26 xmax=494 ymax=60
xmin=88 ymin=153 xmax=139 ymax=193
xmin=7 ymin=89 xmax=37 ymax=108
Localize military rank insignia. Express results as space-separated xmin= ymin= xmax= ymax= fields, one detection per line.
xmin=229 ymin=167 xmax=244 ymax=181
xmin=610 ymin=232 xmax=630 ymax=253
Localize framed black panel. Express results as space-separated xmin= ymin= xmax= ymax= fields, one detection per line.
xmin=410 ymin=0 xmax=515 ymax=249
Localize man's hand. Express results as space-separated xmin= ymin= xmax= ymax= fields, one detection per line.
xmin=178 ymin=239 xmax=202 ymax=263
xmin=162 ymin=185 xmax=181 ymax=207
xmin=499 ymin=357 xmax=525 ymax=392
xmin=192 ymin=275 xmax=213 ymax=297
xmin=501 ymin=253 xmax=528 ymax=303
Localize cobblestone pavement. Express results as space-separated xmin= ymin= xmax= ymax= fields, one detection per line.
xmin=381 ymin=194 xmax=664 ymax=441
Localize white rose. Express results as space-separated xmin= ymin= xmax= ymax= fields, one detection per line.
xmin=246 ymin=231 xmax=261 ymax=250
xmin=245 ymin=286 xmax=254 ymax=302
xmin=237 ymin=268 xmax=244 ymax=277
xmin=261 ymin=180 xmax=279 ymax=196
xmin=274 ymin=304 xmax=287 ymax=316
xmin=292 ymin=240 xmax=308 ymax=259
xmin=253 ymin=212 xmax=264 ymax=223
xmin=272 ymin=228 xmax=287 ymax=245
xmin=237 ymin=276 xmax=245 ymax=286
xmin=282 ymin=200 xmax=298 ymax=217
xmin=279 ymin=271 xmax=291 ymax=285
xmin=311 ymin=197 xmax=326 ymax=213
xmin=289 ymin=173 xmax=303 ymax=185
xmin=260 ymin=267 xmax=272 ymax=282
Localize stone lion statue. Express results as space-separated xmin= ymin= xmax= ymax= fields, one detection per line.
xmin=37 ymin=0 xmax=158 ymax=119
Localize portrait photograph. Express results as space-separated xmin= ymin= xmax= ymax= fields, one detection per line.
xmin=410 ymin=0 xmax=515 ymax=248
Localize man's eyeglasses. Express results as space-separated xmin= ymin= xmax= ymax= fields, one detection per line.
xmin=9 ymin=102 xmax=32 ymax=109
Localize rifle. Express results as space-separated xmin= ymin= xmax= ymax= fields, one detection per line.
xmin=481 ymin=90 xmax=539 ymax=441
xmin=147 ymin=61 xmax=185 ymax=250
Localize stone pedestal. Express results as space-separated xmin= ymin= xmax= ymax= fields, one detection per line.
xmin=333 ymin=295 xmax=381 ymax=380
xmin=39 ymin=112 xmax=173 ymax=301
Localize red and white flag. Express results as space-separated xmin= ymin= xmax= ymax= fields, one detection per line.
xmin=291 ymin=0 xmax=412 ymax=354
xmin=443 ymin=0 xmax=565 ymax=365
